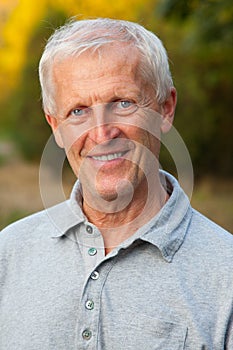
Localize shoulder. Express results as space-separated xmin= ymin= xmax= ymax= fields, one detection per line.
xmin=191 ymin=208 xmax=233 ymax=241
xmin=177 ymin=208 xmax=233 ymax=299
xmin=188 ymin=208 xmax=233 ymax=260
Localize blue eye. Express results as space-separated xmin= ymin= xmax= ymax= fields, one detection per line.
xmin=119 ymin=101 xmax=133 ymax=108
xmin=66 ymin=106 xmax=91 ymax=124
xmin=113 ymin=100 xmax=138 ymax=116
xmin=71 ymin=108 xmax=85 ymax=116
xmin=69 ymin=107 xmax=92 ymax=120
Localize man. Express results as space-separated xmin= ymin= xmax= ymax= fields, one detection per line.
xmin=0 ymin=18 xmax=232 ymax=349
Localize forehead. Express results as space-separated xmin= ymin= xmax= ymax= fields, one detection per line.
xmin=53 ymin=43 xmax=141 ymax=85
xmin=51 ymin=43 xmax=153 ymax=116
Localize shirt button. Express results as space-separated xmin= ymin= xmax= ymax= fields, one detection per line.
xmin=86 ymin=225 xmax=93 ymax=234
xmin=82 ymin=329 xmax=92 ymax=340
xmin=90 ymin=271 xmax=99 ymax=280
xmin=85 ymin=300 xmax=94 ymax=310
xmin=88 ymin=247 xmax=97 ymax=256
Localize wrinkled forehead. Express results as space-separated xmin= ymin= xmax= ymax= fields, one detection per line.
xmin=46 ymin=41 xmax=153 ymax=115
xmin=54 ymin=41 xmax=140 ymax=69
xmin=52 ymin=42 xmax=144 ymax=88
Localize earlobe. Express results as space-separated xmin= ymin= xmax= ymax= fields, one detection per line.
xmin=160 ymin=87 xmax=177 ymax=134
xmin=45 ymin=114 xmax=64 ymax=148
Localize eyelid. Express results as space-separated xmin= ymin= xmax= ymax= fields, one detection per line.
xmin=111 ymin=100 xmax=138 ymax=116
xmin=113 ymin=98 xmax=134 ymax=103
xmin=111 ymin=99 xmax=136 ymax=108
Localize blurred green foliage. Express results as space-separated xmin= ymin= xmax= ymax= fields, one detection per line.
xmin=1 ymin=9 xmax=67 ymax=160
xmin=1 ymin=0 xmax=232 ymax=176
xmin=156 ymin=0 xmax=233 ymax=176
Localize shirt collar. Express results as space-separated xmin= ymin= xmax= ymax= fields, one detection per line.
xmin=140 ymin=171 xmax=192 ymax=262
xmin=48 ymin=181 xmax=84 ymax=238
xmin=49 ymin=171 xmax=192 ymax=262
xmin=106 ymin=171 xmax=192 ymax=262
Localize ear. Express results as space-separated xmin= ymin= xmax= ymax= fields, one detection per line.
xmin=160 ymin=87 xmax=177 ymax=134
xmin=45 ymin=114 xmax=64 ymax=148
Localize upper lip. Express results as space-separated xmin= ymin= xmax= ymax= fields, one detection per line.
xmin=85 ymin=139 xmax=134 ymax=158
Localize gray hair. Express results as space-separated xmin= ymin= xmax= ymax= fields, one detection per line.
xmin=39 ymin=18 xmax=174 ymax=115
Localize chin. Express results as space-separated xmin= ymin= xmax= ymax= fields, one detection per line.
xmin=95 ymin=182 xmax=122 ymax=201
xmin=96 ymin=178 xmax=135 ymax=202
xmin=98 ymin=191 xmax=119 ymax=202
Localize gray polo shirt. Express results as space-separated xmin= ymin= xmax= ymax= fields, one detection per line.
xmin=0 ymin=171 xmax=232 ymax=349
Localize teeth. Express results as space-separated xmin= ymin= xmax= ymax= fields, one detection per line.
xmin=92 ymin=152 xmax=125 ymax=161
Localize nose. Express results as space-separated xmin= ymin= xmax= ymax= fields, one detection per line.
xmin=88 ymin=104 xmax=121 ymax=143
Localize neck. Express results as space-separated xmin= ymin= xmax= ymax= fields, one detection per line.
xmin=82 ymin=173 xmax=169 ymax=254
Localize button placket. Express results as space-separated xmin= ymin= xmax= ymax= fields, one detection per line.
xmin=80 ymin=268 xmax=102 ymax=346
xmin=81 ymin=223 xmax=105 ymax=269
xmin=86 ymin=226 xmax=97 ymax=257
xmin=77 ymin=258 xmax=116 ymax=348
xmin=76 ymin=224 xmax=108 ymax=348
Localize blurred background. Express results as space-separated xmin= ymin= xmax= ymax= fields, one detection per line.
xmin=0 ymin=0 xmax=232 ymax=232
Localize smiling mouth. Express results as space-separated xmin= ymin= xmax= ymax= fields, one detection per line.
xmin=90 ymin=151 xmax=127 ymax=162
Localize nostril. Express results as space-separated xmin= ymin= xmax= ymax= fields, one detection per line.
xmin=88 ymin=124 xmax=121 ymax=144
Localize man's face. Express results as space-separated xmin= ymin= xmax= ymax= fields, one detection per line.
xmin=47 ymin=43 xmax=175 ymax=203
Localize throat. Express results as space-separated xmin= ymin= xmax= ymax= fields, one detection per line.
xmin=82 ymin=177 xmax=168 ymax=230
xmin=82 ymin=180 xmax=149 ymax=229
xmin=81 ymin=175 xmax=170 ymax=253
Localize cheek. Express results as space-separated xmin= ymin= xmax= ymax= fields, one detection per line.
xmin=59 ymin=125 xmax=86 ymax=156
xmin=137 ymin=129 xmax=159 ymax=151
xmin=66 ymin=148 xmax=81 ymax=177
xmin=67 ymin=140 xmax=84 ymax=167
xmin=148 ymin=133 xmax=161 ymax=157
xmin=60 ymin=131 xmax=87 ymax=177
xmin=136 ymin=131 xmax=161 ymax=169
xmin=66 ymin=145 xmax=89 ymax=179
